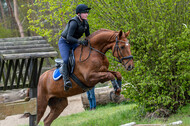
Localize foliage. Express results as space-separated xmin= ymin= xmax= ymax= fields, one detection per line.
xmin=27 ymin=0 xmax=80 ymax=47
xmin=118 ymin=0 xmax=190 ymax=113
xmin=27 ymin=0 xmax=190 ymax=113
xmin=0 ymin=0 xmax=36 ymax=38
xmin=0 ymin=25 xmax=18 ymax=38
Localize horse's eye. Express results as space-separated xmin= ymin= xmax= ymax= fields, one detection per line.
xmin=121 ymin=46 xmax=125 ymax=49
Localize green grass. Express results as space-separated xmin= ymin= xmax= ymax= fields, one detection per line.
xmin=38 ymin=102 xmax=190 ymax=126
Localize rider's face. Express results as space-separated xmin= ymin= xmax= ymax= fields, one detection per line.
xmin=80 ymin=13 xmax=88 ymax=20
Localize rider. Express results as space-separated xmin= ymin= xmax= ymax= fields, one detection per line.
xmin=58 ymin=4 xmax=91 ymax=91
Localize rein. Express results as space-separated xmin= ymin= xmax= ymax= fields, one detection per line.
xmin=79 ymin=36 xmax=133 ymax=64
xmin=79 ymin=42 xmax=92 ymax=62
xmin=79 ymin=41 xmax=119 ymax=63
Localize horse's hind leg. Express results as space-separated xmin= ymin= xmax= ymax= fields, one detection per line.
xmin=44 ymin=97 xmax=68 ymax=126
xmin=37 ymin=94 xmax=48 ymax=124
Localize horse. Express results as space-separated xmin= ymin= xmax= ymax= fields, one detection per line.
xmin=37 ymin=29 xmax=134 ymax=126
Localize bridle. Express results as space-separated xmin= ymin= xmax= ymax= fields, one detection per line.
xmin=112 ymin=36 xmax=133 ymax=65
xmin=80 ymin=36 xmax=133 ymax=65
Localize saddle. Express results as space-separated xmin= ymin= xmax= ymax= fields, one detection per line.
xmin=53 ymin=49 xmax=93 ymax=91
xmin=53 ymin=49 xmax=75 ymax=81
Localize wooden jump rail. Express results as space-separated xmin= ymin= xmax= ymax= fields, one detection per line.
xmin=0 ymin=36 xmax=58 ymax=126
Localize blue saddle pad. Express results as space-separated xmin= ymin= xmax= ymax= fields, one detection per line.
xmin=53 ymin=69 xmax=62 ymax=81
xmin=53 ymin=48 xmax=76 ymax=81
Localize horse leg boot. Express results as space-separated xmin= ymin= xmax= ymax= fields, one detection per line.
xmin=111 ymin=79 xmax=121 ymax=95
xmin=59 ymin=63 xmax=72 ymax=91
xmin=108 ymin=71 xmax=122 ymax=89
xmin=117 ymin=80 xmax=122 ymax=89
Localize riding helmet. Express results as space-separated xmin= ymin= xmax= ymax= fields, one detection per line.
xmin=76 ymin=4 xmax=91 ymax=14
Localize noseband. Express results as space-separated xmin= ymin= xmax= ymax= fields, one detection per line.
xmin=112 ymin=36 xmax=133 ymax=65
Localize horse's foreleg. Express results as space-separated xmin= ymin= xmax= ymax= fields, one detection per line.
xmin=102 ymin=70 xmax=122 ymax=95
xmin=108 ymin=70 xmax=122 ymax=88
xmin=44 ymin=97 xmax=68 ymax=126
xmin=107 ymin=70 xmax=122 ymax=80
xmin=87 ymin=71 xmax=115 ymax=85
xmin=87 ymin=71 xmax=121 ymax=95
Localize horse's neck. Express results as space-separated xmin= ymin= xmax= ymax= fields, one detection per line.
xmin=90 ymin=32 xmax=116 ymax=54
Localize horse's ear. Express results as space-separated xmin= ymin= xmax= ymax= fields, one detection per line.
xmin=118 ymin=30 xmax=123 ymax=38
xmin=125 ymin=30 xmax=131 ymax=37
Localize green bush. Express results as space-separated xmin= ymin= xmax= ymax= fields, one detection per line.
xmin=84 ymin=0 xmax=190 ymax=113
xmin=27 ymin=0 xmax=190 ymax=114
xmin=116 ymin=0 xmax=190 ymax=113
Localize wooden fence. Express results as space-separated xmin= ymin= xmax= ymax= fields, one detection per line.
xmin=0 ymin=36 xmax=57 ymax=126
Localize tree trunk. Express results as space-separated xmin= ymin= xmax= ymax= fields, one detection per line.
xmin=6 ymin=0 xmax=16 ymax=29
xmin=6 ymin=0 xmax=14 ymax=18
xmin=13 ymin=0 xmax=24 ymax=37
xmin=0 ymin=1 xmax=7 ymax=28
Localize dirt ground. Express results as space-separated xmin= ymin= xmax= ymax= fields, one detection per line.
xmin=0 ymin=94 xmax=85 ymax=126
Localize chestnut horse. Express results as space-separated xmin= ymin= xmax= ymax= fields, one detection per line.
xmin=37 ymin=29 xmax=134 ymax=126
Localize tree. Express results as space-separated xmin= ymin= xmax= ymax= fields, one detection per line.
xmin=6 ymin=0 xmax=17 ymax=29
xmin=27 ymin=0 xmax=77 ymax=44
xmin=13 ymin=0 xmax=24 ymax=37
xmin=0 ymin=0 xmax=7 ymax=27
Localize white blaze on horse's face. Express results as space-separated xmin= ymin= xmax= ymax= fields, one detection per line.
xmin=125 ymin=40 xmax=129 ymax=46
xmin=120 ymin=39 xmax=129 ymax=47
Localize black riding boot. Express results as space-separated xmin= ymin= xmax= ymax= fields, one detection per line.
xmin=59 ymin=63 xmax=72 ymax=91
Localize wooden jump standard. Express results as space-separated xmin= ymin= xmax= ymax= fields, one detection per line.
xmin=0 ymin=36 xmax=58 ymax=126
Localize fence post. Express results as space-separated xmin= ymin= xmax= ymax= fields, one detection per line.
xmin=29 ymin=88 xmax=37 ymax=126
xmin=29 ymin=58 xmax=38 ymax=126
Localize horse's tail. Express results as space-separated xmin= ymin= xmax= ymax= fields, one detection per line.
xmin=24 ymin=88 xmax=30 ymax=101
xmin=20 ymin=113 xmax=30 ymax=118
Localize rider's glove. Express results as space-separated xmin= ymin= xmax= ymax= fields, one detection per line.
xmin=78 ymin=40 xmax=88 ymax=46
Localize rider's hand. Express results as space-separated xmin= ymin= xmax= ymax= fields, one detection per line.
xmin=79 ymin=40 xmax=88 ymax=46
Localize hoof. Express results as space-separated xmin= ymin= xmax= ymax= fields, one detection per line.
xmin=115 ymin=88 xmax=121 ymax=96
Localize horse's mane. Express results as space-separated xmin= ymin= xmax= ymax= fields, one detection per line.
xmin=86 ymin=29 xmax=117 ymax=40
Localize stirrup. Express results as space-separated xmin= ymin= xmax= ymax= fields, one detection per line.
xmin=64 ymin=80 xmax=72 ymax=91
xmin=64 ymin=85 xmax=70 ymax=91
